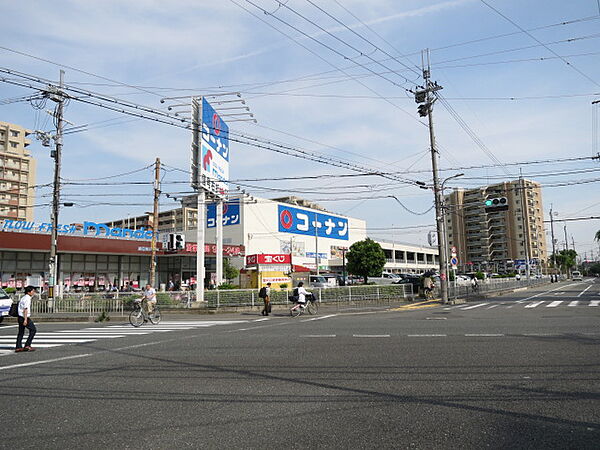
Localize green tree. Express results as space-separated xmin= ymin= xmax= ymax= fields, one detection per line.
xmin=346 ymin=238 xmax=386 ymax=284
xmin=595 ymin=230 xmax=600 ymax=242
xmin=223 ymin=258 xmax=239 ymax=283
xmin=552 ymin=249 xmax=577 ymax=272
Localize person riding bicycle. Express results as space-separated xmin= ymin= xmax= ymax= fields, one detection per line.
xmin=470 ymin=276 xmax=479 ymax=292
xmin=136 ymin=284 xmax=157 ymax=319
xmin=291 ymin=281 xmax=311 ymax=312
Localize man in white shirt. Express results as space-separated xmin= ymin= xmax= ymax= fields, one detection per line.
xmin=15 ymin=285 xmax=37 ymax=352
xmin=142 ymin=284 xmax=157 ymax=315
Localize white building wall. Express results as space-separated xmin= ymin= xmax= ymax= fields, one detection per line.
xmin=195 ymin=197 xmax=366 ymax=271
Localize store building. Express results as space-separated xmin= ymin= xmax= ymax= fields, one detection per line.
xmin=374 ymin=239 xmax=439 ymax=274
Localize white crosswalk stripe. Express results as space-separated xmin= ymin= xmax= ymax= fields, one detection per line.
xmin=0 ymin=320 xmax=248 ymax=356
xmin=547 ymin=301 xmax=562 ymax=308
xmin=525 ymin=301 xmax=545 ymax=308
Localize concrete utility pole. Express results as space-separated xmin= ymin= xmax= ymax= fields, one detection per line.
xmin=216 ymin=199 xmax=223 ymax=287
xmin=519 ymin=170 xmax=531 ymax=280
xmin=549 ymin=204 xmax=557 ymax=273
xmin=415 ymin=50 xmax=448 ymax=303
xmin=48 ymin=70 xmax=65 ymax=300
xmin=149 ymin=158 xmax=160 ymax=286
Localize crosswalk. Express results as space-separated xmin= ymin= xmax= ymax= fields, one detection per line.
xmin=446 ymin=300 xmax=600 ymax=311
xmin=0 ymin=320 xmax=247 ymax=356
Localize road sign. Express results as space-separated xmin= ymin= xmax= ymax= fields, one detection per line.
xmin=451 ymin=246 xmax=457 ymax=254
xmin=450 ymin=257 xmax=458 ymax=266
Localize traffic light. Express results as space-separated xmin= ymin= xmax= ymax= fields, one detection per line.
xmin=418 ymin=104 xmax=430 ymax=117
xmin=484 ymin=197 xmax=508 ymax=211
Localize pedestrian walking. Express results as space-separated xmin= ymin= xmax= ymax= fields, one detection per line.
xmin=15 ymin=285 xmax=37 ymax=353
xmin=259 ymin=282 xmax=271 ymax=316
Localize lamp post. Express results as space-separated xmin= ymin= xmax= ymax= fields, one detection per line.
xmin=419 ymin=173 xmax=463 ymax=302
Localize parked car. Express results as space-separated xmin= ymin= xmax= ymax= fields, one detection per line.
xmin=572 ymin=271 xmax=583 ymax=281
xmin=397 ymin=275 xmax=421 ymax=294
xmin=0 ymin=288 xmax=12 ymax=324
xmin=368 ymin=273 xmax=402 ymax=285
xmin=309 ymin=275 xmax=330 ymax=288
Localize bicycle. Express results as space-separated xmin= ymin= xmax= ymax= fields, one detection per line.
xmin=129 ymin=301 xmax=161 ymax=327
xmin=289 ymin=293 xmax=319 ymax=317
xmin=424 ymin=288 xmax=435 ymax=301
xmin=471 ymin=283 xmax=480 ymax=294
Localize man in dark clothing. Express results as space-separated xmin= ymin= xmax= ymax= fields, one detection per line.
xmin=15 ymin=285 xmax=37 ymax=352
xmin=259 ymin=283 xmax=272 ymax=316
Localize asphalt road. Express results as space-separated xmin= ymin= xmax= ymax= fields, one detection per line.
xmin=0 ymin=279 xmax=598 ymax=449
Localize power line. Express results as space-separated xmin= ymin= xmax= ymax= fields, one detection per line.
xmin=480 ymin=0 xmax=600 ymax=88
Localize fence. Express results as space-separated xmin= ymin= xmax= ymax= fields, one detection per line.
xmin=447 ymin=277 xmax=547 ymax=299
xmin=18 ymin=277 xmax=547 ymax=315
xmin=20 ymin=284 xmax=413 ymax=315
xmin=203 ymin=284 xmax=414 ymax=309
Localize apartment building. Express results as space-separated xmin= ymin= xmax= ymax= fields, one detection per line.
xmin=0 ymin=121 xmax=36 ymax=221
xmin=445 ymin=179 xmax=547 ymax=272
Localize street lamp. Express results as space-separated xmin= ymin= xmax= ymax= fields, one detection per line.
xmin=419 ymin=173 xmax=464 ymax=302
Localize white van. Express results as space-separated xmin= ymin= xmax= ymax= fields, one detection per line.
xmin=572 ymin=271 xmax=583 ymax=281
xmin=0 ymin=288 xmax=13 ymax=323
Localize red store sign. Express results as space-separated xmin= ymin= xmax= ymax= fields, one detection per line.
xmin=246 ymin=254 xmax=291 ymax=265
xmin=184 ymin=243 xmax=245 ymax=257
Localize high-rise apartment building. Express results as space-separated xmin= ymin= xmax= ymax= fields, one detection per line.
xmin=0 ymin=121 xmax=36 ymax=221
xmin=445 ymin=179 xmax=547 ymax=272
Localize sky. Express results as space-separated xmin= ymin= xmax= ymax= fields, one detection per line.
xmin=1 ymin=0 xmax=600 ymax=259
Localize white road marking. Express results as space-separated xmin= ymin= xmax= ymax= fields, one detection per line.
xmin=577 ymin=286 xmax=592 ymax=297
xmin=301 ymin=334 xmax=336 ymax=338
xmin=521 ymin=284 xmax=575 ymax=302
xmin=590 ymin=300 xmax=600 ymax=307
xmin=486 ymin=304 xmax=500 ymax=309
xmin=0 ymin=338 xmax=94 ymax=344
xmin=1 ymin=344 xmax=64 ymax=349
xmin=568 ymin=301 xmax=579 ymax=307
xmin=407 ymin=334 xmax=447 ymax=337
xmin=525 ymin=301 xmax=545 ymax=308
xmin=0 ymin=325 xmax=18 ymax=329
xmin=462 ymin=303 xmax=489 ymax=310
xmin=301 ymin=314 xmax=337 ymax=322
xmin=547 ymin=301 xmax=563 ymax=308
xmin=0 ymin=353 xmax=91 ymax=370
xmin=253 ymin=318 xmax=269 ymax=322
xmin=353 ymin=334 xmax=390 ymax=338
xmin=464 ymin=334 xmax=504 ymax=337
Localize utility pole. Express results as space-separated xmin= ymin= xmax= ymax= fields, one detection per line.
xmin=519 ymin=170 xmax=531 ymax=280
xmin=48 ymin=70 xmax=65 ymax=300
xmin=216 ymin=199 xmax=223 ymax=287
xmin=314 ymin=211 xmax=320 ymax=275
xmin=414 ymin=50 xmax=447 ymax=303
xmin=149 ymin=158 xmax=160 ymax=287
xmin=549 ymin=204 xmax=557 ymax=273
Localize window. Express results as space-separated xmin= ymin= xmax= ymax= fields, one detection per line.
xmin=9 ymin=141 xmax=17 ymax=148
xmin=10 ymin=130 xmax=19 ymax=137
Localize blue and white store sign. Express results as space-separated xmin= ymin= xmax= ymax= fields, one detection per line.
xmin=278 ymin=205 xmax=349 ymax=241
xmin=200 ymin=97 xmax=229 ymax=194
xmin=0 ymin=219 xmax=153 ymax=240
xmin=207 ymin=200 xmax=240 ymax=228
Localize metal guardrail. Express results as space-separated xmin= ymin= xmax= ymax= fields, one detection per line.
xmin=16 ymin=278 xmax=547 ymax=316
xmin=203 ymin=284 xmax=413 ymax=309
xmin=447 ymin=277 xmax=547 ymax=299
xmin=19 ymin=284 xmax=414 ymax=315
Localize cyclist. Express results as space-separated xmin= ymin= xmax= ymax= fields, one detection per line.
xmin=290 ymin=281 xmax=312 ymax=313
xmin=136 ymin=284 xmax=157 ymax=321
xmin=470 ymin=276 xmax=479 ymax=293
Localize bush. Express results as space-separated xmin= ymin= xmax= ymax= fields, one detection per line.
xmin=156 ymin=292 xmax=174 ymax=305
xmin=218 ymin=283 xmax=239 ymax=290
xmin=475 ymin=271 xmax=485 ymax=280
xmin=280 ymin=283 xmax=288 ymax=290
xmin=4 ymin=287 xmax=16 ymax=294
